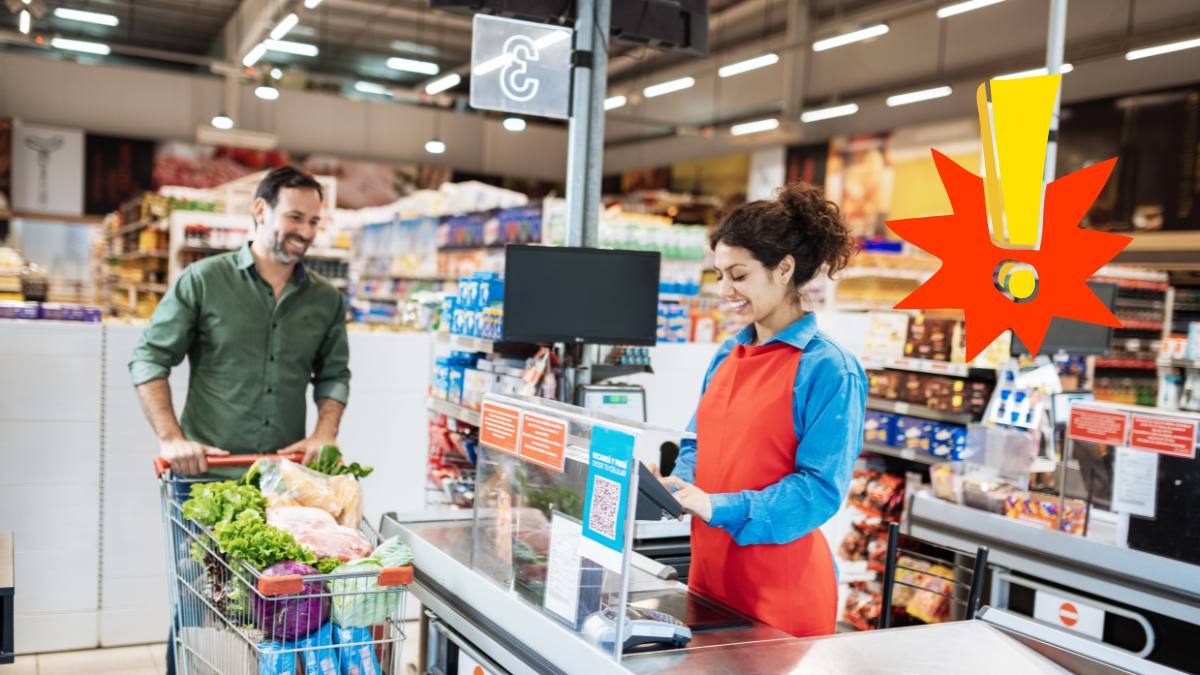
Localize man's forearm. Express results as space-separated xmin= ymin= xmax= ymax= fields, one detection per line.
xmin=313 ymin=398 xmax=346 ymax=441
xmin=136 ymin=378 xmax=184 ymax=442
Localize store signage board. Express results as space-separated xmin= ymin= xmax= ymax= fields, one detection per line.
xmin=469 ymin=14 xmax=573 ymax=119
xmin=1067 ymin=406 xmax=1129 ymax=445
xmin=1033 ymin=591 xmax=1105 ymax=640
xmin=480 ymin=401 xmax=522 ymax=456
xmin=580 ymin=425 xmax=635 ymax=572
xmin=519 ymin=412 xmax=568 ymax=472
xmin=1128 ymin=414 xmax=1197 ymax=459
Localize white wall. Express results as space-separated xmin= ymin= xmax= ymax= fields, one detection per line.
xmin=0 ymin=52 xmax=570 ymax=183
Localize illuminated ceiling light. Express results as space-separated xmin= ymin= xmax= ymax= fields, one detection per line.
xmin=502 ymin=117 xmax=526 ymax=132
xmin=730 ymin=118 xmax=780 ymax=136
xmin=425 ymin=73 xmax=461 ymax=95
xmin=254 ymin=85 xmax=280 ymax=100
xmin=936 ymin=0 xmax=1006 ymax=19
xmin=386 ymin=56 xmax=440 ymax=75
xmin=270 ymin=67 xmax=283 ymax=79
xmin=210 ymin=114 xmax=234 ymax=130
xmin=391 ymin=40 xmax=438 ymax=57
xmin=242 ymin=43 xmax=268 ymax=67
xmin=1125 ymin=36 xmax=1200 ymax=60
xmin=269 ymin=13 xmax=299 ymax=41
xmin=264 ymin=39 xmax=319 ymax=57
xmin=50 ymin=37 xmax=111 ymax=55
xmin=800 ymin=102 xmax=859 ymax=123
xmin=604 ymin=95 xmax=628 ymax=111
xmin=995 ymin=63 xmax=1073 ymax=79
xmin=718 ymin=53 xmax=779 ymax=78
xmin=18 ymin=9 xmax=30 ymax=34
xmin=886 ymin=85 xmax=953 ymax=107
xmin=643 ymin=76 xmax=695 ymax=98
xmin=425 ymin=139 xmax=446 ymax=154
xmin=813 ymin=24 xmax=888 ymax=52
xmin=304 ymin=0 xmax=322 ymax=8
xmin=354 ymin=81 xmax=392 ymax=96
xmin=54 ymin=7 xmax=120 ymax=27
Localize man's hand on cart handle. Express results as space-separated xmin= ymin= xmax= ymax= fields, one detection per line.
xmin=161 ymin=436 xmax=229 ymax=475
xmin=277 ymin=434 xmax=335 ymax=466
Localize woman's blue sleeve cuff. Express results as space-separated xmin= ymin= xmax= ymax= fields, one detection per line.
xmin=708 ymin=492 xmax=748 ymax=530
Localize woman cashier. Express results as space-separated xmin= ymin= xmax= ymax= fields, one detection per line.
xmin=661 ymin=182 xmax=867 ymax=637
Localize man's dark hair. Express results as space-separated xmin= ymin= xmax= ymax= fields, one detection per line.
xmin=254 ymin=165 xmax=324 ymax=208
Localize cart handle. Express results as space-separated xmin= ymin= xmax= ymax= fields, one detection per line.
xmin=154 ymin=452 xmax=305 ymax=477
xmin=257 ymin=564 xmax=415 ymax=596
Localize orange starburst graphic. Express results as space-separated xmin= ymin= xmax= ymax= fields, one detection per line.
xmin=888 ymin=152 xmax=1130 ymax=360
xmin=887 ymin=75 xmax=1132 ymax=361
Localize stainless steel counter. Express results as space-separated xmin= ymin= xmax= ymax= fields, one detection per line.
xmin=382 ymin=512 xmax=1181 ymax=675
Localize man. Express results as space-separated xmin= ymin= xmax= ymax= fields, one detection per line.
xmin=131 ymin=165 xmax=350 ymax=473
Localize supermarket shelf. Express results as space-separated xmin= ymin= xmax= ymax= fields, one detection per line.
xmin=1094 ymin=358 xmax=1158 ymax=370
xmin=1114 ymin=319 xmax=1164 ymax=331
xmin=358 ymin=295 xmax=404 ymax=303
xmin=114 ymin=250 xmax=168 ymax=261
xmin=427 ymin=396 xmax=481 ymax=427
xmin=861 ymin=440 xmax=946 ymax=465
xmin=179 ymin=245 xmax=240 ymax=255
xmin=107 ymin=219 xmax=162 ymax=239
xmin=861 ymin=356 xmax=992 ymax=379
xmin=836 ymin=268 xmax=933 ymax=282
xmin=436 ymin=332 xmax=497 ymax=354
xmin=115 ymin=282 xmax=168 ymax=294
xmin=1159 ymin=358 xmax=1200 ymax=370
xmin=358 ymin=273 xmax=455 ymax=282
xmin=866 ymin=398 xmax=973 ymax=425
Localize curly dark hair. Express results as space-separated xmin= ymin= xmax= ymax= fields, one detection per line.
xmin=709 ymin=182 xmax=856 ymax=292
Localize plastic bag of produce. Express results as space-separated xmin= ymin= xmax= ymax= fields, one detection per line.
xmin=254 ymin=458 xmax=364 ymax=527
xmin=328 ymin=536 xmax=414 ymax=628
xmin=267 ymin=506 xmax=373 ymax=562
xmin=332 ymin=625 xmax=380 ymax=675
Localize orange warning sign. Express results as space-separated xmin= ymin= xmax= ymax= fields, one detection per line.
xmin=1059 ymin=602 xmax=1078 ymax=627
xmin=480 ymin=402 xmax=521 ymax=456
xmin=1068 ymin=407 xmax=1128 ymax=445
xmin=1129 ymin=414 xmax=1197 ymax=459
xmin=519 ymin=412 xmax=567 ymax=472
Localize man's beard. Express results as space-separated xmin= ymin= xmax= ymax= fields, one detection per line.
xmin=270 ymin=231 xmax=310 ymax=264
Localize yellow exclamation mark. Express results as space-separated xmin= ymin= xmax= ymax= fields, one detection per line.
xmin=977 ymin=74 xmax=1061 ymax=302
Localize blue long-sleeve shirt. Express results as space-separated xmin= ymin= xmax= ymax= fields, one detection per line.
xmin=673 ymin=313 xmax=866 ymax=546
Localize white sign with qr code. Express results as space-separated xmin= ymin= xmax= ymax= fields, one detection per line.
xmin=580 ymin=425 xmax=636 ymax=572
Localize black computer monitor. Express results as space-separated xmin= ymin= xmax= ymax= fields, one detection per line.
xmin=1010 ymin=282 xmax=1119 ymax=356
xmin=502 ymin=245 xmax=661 ymax=346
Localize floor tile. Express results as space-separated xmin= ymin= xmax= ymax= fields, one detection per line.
xmin=0 ymin=655 xmax=37 ymax=675
xmin=37 ymin=645 xmax=155 ymax=674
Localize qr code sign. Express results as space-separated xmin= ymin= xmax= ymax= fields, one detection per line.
xmin=588 ymin=475 xmax=622 ymax=540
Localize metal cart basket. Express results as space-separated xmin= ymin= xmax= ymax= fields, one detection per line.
xmin=156 ymin=454 xmax=412 ymax=675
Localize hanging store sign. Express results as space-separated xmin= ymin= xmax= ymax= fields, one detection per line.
xmin=469 ymin=14 xmax=573 ymax=120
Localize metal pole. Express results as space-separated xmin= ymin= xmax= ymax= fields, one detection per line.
xmin=1044 ymin=0 xmax=1068 ymax=182
xmin=564 ymin=0 xmax=611 ymax=248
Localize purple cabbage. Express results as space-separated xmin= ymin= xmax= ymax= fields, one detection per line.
xmin=252 ymin=561 xmax=330 ymax=641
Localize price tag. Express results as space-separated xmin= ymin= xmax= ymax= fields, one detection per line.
xmin=894 ymin=402 xmax=910 ymax=415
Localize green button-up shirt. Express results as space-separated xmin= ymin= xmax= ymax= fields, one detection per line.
xmin=129 ymin=244 xmax=350 ymax=454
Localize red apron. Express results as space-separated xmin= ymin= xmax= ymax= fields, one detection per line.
xmin=690 ymin=341 xmax=838 ymax=637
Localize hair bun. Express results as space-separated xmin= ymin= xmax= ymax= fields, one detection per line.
xmin=776 ymin=182 xmax=826 ymax=221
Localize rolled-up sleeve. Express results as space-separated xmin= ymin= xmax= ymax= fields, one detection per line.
xmin=129 ymin=268 xmax=199 ymax=386
xmin=708 ymin=356 xmax=866 ymax=545
xmin=311 ymin=294 xmax=350 ymax=404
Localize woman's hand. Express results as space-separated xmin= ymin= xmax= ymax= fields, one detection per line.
xmin=662 ymin=476 xmax=713 ymax=523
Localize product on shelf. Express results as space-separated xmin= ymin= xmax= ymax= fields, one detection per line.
xmin=847 ymin=469 xmax=905 ymax=521
xmin=844 ymin=581 xmax=883 ymax=631
xmin=904 ymin=314 xmax=956 ymax=362
xmin=863 ymin=312 xmax=910 ymax=361
xmin=1003 ymin=492 xmax=1089 ymax=535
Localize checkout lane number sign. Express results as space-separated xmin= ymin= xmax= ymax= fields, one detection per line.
xmin=469 ymin=14 xmax=573 ymax=119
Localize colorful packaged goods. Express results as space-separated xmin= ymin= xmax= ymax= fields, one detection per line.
xmin=1003 ymin=492 xmax=1089 ymax=534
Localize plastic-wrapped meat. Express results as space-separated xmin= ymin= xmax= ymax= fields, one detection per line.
xmin=268 ymin=506 xmax=373 ymax=562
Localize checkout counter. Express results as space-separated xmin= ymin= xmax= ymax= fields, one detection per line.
xmin=383 ymin=393 xmax=1183 ymax=675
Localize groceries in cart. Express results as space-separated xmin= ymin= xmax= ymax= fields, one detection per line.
xmin=163 ymin=447 xmax=414 ymax=675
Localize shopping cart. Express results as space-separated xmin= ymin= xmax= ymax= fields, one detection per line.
xmin=156 ymin=454 xmax=413 ymax=675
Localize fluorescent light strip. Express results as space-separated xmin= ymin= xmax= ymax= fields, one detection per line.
xmin=254 ymin=85 xmax=280 ymax=101
xmin=270 ymin=13 xmax=299 ymax=41
xmin=355 ymin=81 xmax=391 ymax=96
xmin=425 ymin=139 xmax=446 ymax=154
xmin=425 ymin=73 xmax=461 ymax=95
xmin=304 ymin=0 xmax=323 ymax=8
xmin=1126 ymin=36 xmax=1200 ymax=60
xmin=264 ymin=39 xmax=319 ymax=57
xmin=801 ymin=103 xmax=859 ymax=123
xmin=730 ymin=118 xmax=779 ymax=136
xmin=502 ymin=117 xmax=526 ymax=132
xmin=51 ymin=37 xmax=111 ymax=55
xmin=54 ymin=7 xmax=119 ymax=27
xmin=387 ymin=57 xmax=440 ymax=75
xmin=887 ymin=85 xmax=953 ymax=107
xmin=718 ymin=53 xmax=780 ymax=78
xmin=995 ymin=63 xmax=1073 ymax=80
xmin=643 ymin=76 xmax=695 ymax=98
xmin=813 ymin=24 xmax=888 ymax=52
xmin=604 ymin=95 xmax=628 ymax=111
xmin=243 ymin=43 xmax=268 ymax=67
xmin=936 ymin=0 xmax=1006 ymax=19
xmin=18 ymin=9 xmax=30 ymax=34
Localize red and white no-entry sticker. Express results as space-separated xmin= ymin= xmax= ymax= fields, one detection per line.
xmin=1034 ymin=591 xmax=1104 ymax=639
xmin=1058 ymin=602 xmax=1079 ymax=627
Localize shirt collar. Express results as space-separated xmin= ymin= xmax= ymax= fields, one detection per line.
xmin=735 ymin=313 xmax=819 ymax=350
xmin=238 ymin=242 xmax=309 ymax=284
